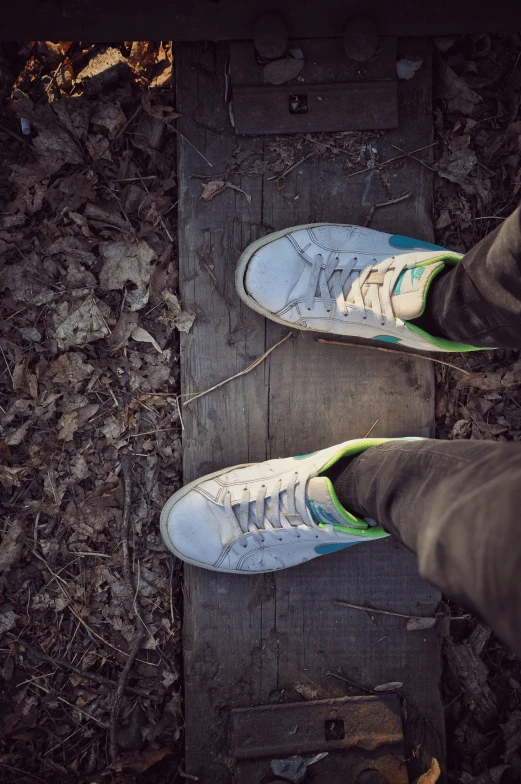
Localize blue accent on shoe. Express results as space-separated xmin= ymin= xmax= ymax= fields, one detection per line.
xmin=308 ymin=499 xmax=340 ymax=527
xmin=294 ymin=452 xmax=315 ymax=459
xmin=389 ymin=235 xmax=447 ymax=252
xmin=373 ymin=335 xmax=401 ymax=343
xmin=315 ymin=542 xmax=358 ymax=555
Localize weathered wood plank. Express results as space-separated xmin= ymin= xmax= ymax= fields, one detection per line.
xmin=177 ymin=39 xmax=443 ymax=784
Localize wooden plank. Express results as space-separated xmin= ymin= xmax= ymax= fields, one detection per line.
xmin=177 ymin=39 xmax=443 ymax=784
xmin=5 ymin=0 xmax=521 ymax=42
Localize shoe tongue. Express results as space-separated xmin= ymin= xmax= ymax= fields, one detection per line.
xmin=306 ymin=477 xmax=347 ymax=526
xmin=391 ymin=261 xmax=445 ymax=320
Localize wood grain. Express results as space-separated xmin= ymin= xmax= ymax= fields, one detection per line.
xmin=177 ymin=39 xmax=443 ymax=783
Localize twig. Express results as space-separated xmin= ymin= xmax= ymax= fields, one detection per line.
xmin=364 ymin=190 xmax=412 ymax=226
xmin=325 ymin=670 xmax=375 ymax=695
xmin=316 ymin=338 xmax=471 ymax=374
xmin=0 ymin=343 xmax=14 ymax=385
xmin=9 ymin=634 xmax=153 ymax=699
xmin=120 ymin=454 xmax=134 ymax=601
xmin=347 ymin=142 xmax=438 ymax=179
xmin=165 ymin=122 xmax=213 ymax=167
xmin=179 ymin=770 xmax=200 ymax=781
xmin=112 ymin=105 xmax=142 ymax=143
xmin=391 ymin=144 xmax=436 ymax=171
xmin=183 ymin=332 xmax=293 ymax=406
xmin=109 ymin=629 xmax=146 ymax=763
xmin=363 ymin=419 xmax=379 ymax=438
xmin=268 ymin=152 xmax=315 ymax=182
xmin=333 ymin=599 xmax=422 ymax=619
xmin=0 ymin=762 xmax=48 ymax=784
xmin=66 ymin=605 xmax=157 ymax=666
xmin=0 ymin=123 xmax=29 ymax=144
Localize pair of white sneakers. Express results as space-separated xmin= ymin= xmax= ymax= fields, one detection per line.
xmin=161 ymin=224 xmax=480 ymax=574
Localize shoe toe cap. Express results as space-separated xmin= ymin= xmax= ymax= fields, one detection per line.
xmin=163 ymin=490 xmax=225 ymax=566
xmin=244 ymin=237 xmax=305 ymax=312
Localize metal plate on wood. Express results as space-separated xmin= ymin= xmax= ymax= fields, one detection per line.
xmin=231 ymin=694 xmax=403 ymax=758
xmin=230 ymin=37 xmax=398 ymax=134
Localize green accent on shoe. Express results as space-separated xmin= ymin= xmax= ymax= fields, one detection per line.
xmin=318 ymin=522 xmax=389 ymax=539
xmin=404 ymin=322 xmax=484 ymax=352
xmin=294 ymin=452 xmax=316 ymax=459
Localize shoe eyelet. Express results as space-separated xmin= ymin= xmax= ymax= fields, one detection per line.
xmin=278 ymin=537 xmax=283 ymax=541
xmin=307 ymin=307 xmax=311 ymax=311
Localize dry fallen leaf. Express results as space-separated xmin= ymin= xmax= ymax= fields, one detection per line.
xmin=131 ymin=326 xmax=163 ymax=353
xmin=201 ymin=180 xmax=252 ymax=203
xmin=373 ymin=682 xmax=404 ymax=692
xmin=114 ymin=746 xmax=173 ymax=774
xmin=99 ymin=240 xmax=156 ymax=312
xmin=0 ymin=519 xmax=24 ymax=573
xmin=415 ymin=757 xmax=441 ymax=784
xmin=54 ymin=298 xmax=110 ymax=349
xmin=406 ymin=616 xmax=437 ymax=631
xmin=57 ymin=411 xmax=79 ymax=442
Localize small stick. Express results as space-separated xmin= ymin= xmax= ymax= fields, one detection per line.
xmin=120 ymin=454 xmax=134 ymax=601
xmin=317 ymin=338 xmax=471 ymax=374
xmin=109 ymin=629 xmax=146 ymax=763
xmin=0 ymin=343 xmax=14 ymax=385
xmin=333 ymin=599 xmax=427 ymax=620
xmin=166 ymin=122 xmax=213 ymax=167
xmin=347 ymin=142 xmax=438 ymax=179
xmin=10 ymin=634 xmax=153 ymax=699
xmin=326 ymin=670 xmax=375 ymax=695
xmin=269 ymin=152 xmax=315 ymax=182
xmin=67 ymin=605 xmax=157 ymax=666
xmin=363 ymin=419 xmax=379 ymax=438
xmin=183 ymin=332 xmax=293 ymax=406
xmin=364 ymin=191 xmax=412 ymax=226
xmin=391 ymin=144 xmax=436 ymax=171
xmin=179 ymin=770 xmax=200 ymax=781
xmin=112 ymin=105 xmax=142 ymax=143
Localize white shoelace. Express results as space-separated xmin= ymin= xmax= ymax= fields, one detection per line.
xmin=304 ymin=251 xmax=410 ymax=323
xmin=224 ymin=470 xmax=325 ymax=548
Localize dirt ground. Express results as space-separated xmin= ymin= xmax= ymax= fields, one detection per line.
xmin=0 ymin=35 xmax=521 ymax=784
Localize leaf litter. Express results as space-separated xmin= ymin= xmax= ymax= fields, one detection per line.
xmin=0 ymin=31 xmax=520 ymax=784
xmin=0 ymin=40 xmax=183 ymax=784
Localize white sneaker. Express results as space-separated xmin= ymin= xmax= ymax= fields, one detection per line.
xmin=160 ymin=438 xmax=408 ymax=574
xmin=236 ymin=223 xmax=482 ymax=353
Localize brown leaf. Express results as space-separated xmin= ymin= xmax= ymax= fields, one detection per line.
xmin=415 ymin=757 xmax=441 ymax=784
xmin=54 ymin=298 xmax=110 ymax=350
xmin=99 ymin=241 xmax=156 ymax=304
xmin=439 ymin=60 xmax=482 ymax=115
xmin=115 ymin=746 xmax=173 ymax=774
xmin=445 ymin=641 xmax=497 ymax=714
xmin=459 ymin=765 xmax=510 ymax=784
xmin=373 ymin=682 xmax=404 ymax=692
xmin=0 ymin=519 xmax=24 ymax=573
xmin=201 ymin=180 xmax=251 ymax=203
xmin=57 ymin=411 xmax=79 ymax=442
xmin=406 ymin=616 xmax=437 ymax=631
xmin=91 ymin=102 xmax=127 ymax=139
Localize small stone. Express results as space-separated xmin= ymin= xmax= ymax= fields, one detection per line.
xmin=343 ymin=16 xmax=379 ymax=62
xmin=254 ymin=13 xmax=288 ymax=60
xmin=396 ymin=56 xmax=423 ymax=80
xmin=263 ymin=58 xmax=304 ymax=86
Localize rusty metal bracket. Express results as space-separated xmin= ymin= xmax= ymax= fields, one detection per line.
xmin=229 ymin=37 xmax=398 ymax=134
xmin=231 ymin=694 xmax=403 ymax=758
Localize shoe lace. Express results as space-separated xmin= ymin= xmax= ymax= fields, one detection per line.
xmin=224 ymin=470 xmax=324 ymax=548
xmin=304 ymin=251 xmax=410 ymax=323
